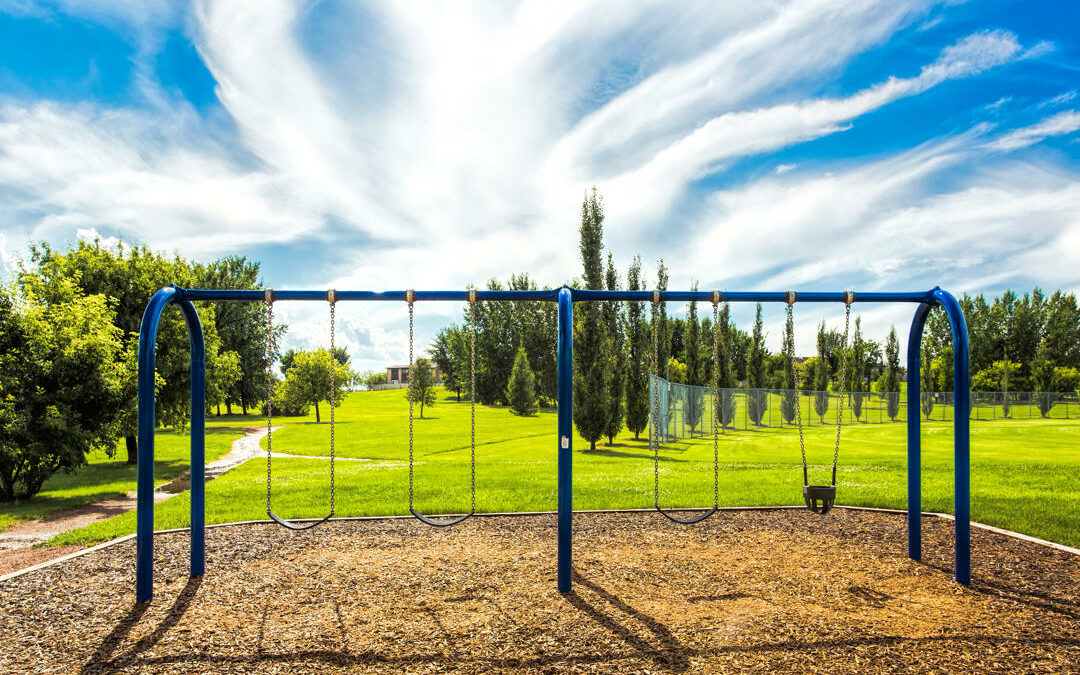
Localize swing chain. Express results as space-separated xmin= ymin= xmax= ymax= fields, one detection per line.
xmin=786 ymin=294 xmax=808 ymax=486
xmin=265 ymin=289 xmax=274 ymax=516
xmin=711 ymin=297 xmax=719 ymax=509
xmin=832 ymin=293 xmax=853 ymax=485
xmin=651 ymin=295 xmax=660 ymax=510
xmin=407 ymin=291 xmax=415 ymax=511
xmin=328 ymin=290 xmax=336 ymax=515
xmin=469 ymin=289 xmax=477 ymax=513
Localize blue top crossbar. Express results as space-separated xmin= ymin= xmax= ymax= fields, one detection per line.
xmin=135 ymin=284 xmax=969 ymax=603
xmin=175 ymin=287 xmax=937 ymax=304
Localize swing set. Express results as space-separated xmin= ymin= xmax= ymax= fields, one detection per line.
xmin=135 ymin=285 xmax=970 ymax=602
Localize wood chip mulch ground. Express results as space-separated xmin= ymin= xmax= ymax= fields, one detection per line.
xmin=1 ymin=509 xmax=1078 ymax=674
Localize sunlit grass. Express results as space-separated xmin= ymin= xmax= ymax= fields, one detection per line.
xmin=52 ymin=388 xmax=1080 ymax=549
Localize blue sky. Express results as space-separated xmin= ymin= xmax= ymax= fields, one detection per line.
xmin=1 ymin=0 xmax=1079 ymax=369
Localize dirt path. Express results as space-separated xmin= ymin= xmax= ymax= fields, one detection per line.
xmin=0 ymin=426 xmax=276 ymax=576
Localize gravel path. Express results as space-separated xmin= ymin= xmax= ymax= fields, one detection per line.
xmin=1 ymin=510 xmax=1077 ymax=674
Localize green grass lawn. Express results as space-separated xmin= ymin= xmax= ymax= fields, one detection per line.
xmin=52 ymin=388 xmax=1080 ymax=549
xmin=0 ymin=416 xmax=253 ymax=532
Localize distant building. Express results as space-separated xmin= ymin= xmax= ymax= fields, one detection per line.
xmin=385 ymin=363 xmax=442 ymax=385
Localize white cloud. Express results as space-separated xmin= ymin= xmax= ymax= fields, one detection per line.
xmin=984 ymin=110 xmax=1080 ymax=151
xmin=1 ymin=0 xmax=1075 ymax=365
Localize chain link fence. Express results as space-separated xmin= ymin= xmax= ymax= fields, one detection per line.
xmin=649 ymin=374 xmax=1079 ymax=442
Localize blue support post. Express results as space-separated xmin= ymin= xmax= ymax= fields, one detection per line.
xmin=136 ymin=287 xmax=177 ymax=602
xmin=906 ymin=303 xmax=932 ymax=562
xmin=935 ymin=289 xmax=971 ymax=586
xmin=136 ymin=289 xmax=206 ymax=603
xmin=177 ymin=300 xmax=206 ymax=577
xmin=557 ymin=287 xmax=573 ymax=593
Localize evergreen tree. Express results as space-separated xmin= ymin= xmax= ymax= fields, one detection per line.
xmin=781 ymin=307 xmax=797 ymax=424
xmin=684 ymin=283 xmax=705 ymax=431
xmin=848 ymin=317 xmax=866 ymax=421
xmin=603 ymin=254 xmax=625 ymax=443
xmin=655 ymin=259 xmax=670 ymax=374
xmin=814 ymin=321 xmax=830 ymax=421
xmin=747 ymin=304 xmax=768 ymax=425
xmin=1032 ymin=340 xmax=1055 ymax=417
xmin=716 ymin=303 xmax=736 ymax=429
xmin=921 ymin=339 xmax=935 ymax=420
xmin=506 ymin=344 xmax=538 ymax=416
xmin=624 ymin=256 xmax=649 ymax=439
xmin=881 ymin=326 xmax=901 ymax=420
xmin=573 ymin=188 xmax=610 ymax=450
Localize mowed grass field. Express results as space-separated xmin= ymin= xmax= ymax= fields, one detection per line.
xmin=53 ymin=387 xmax=1080 ymax=549
xmin=0 ymin=419 xmax=246 ymax=531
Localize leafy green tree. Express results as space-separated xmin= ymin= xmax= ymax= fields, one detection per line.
xmin=747 ymin=304 xmax=768 ymax=425
xmin=407 ymin=357 xmax=437 ymax=418
xmin=0 ymin=279 xmax=128 ymax=500
xmin=624 ymin=256 xmax=649 ymax=439
xmin=921 ymin=339 xmax=935 ymax=420
xmin=1052 ymin=366 xmax=1080 ymax=393
xmin=206 ymin=349 xmax=242 ymax=414
xmin=506 ymin=345 xmax=538 ymax=416
xmin=781 ymin=307 xmax=797 ymax=424
xmin=195 ymin=256 xmax=279 ymax=415
xmin=604 ymin=254 xmax=625 ymax=443
xmin=360 ymin=370 xmax=388 ymax=387
xmin=282 ymin=349 xmax=353 ymax=423
xmin=573 ymin=188 xmax=610 ymax=450
xmin=814 ymin=321 xmax=830 ymax=421
xmin=431 ymin=324 xmax=468 ymax=401
xmin=22 ymin=240 xmax=248 ymax=463
xmin=666 ymin=357 xmax=687 ymax=383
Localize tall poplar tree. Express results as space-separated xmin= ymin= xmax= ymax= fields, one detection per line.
xmin=848 ymin=317 xmax=866 ymax=420
xmin=882 ymin=326 xmax=901 ymax=420
xmin=655 ymin=259 xmax=670 ymax=375
xmin=747 ymin=304 xmax=768 ymax=425
xmin=603 ymin=254 xmax=625 ymax=444
xmin=573 ymin=188 xmax=610 ymax=450
xmin=684 ymin=283 xmax=705 ymax=431
xmin=624 ymin=256 xmax=649 ymax=439
xmin=781 ymin=307 xmax=797 ymax=423
xmin=814 ymin=321 xmax=831 ymax=421
xmin=716 ymin=302 xmax=736 ymax=429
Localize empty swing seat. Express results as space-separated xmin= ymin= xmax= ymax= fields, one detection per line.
xmin=803 ymin=485 xmax=836 ymax=515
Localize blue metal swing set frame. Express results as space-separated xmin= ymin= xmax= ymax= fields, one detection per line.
xmin=135 ymin=286 xmax=970 ymax=603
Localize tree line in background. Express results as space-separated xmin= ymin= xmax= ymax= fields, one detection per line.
xmin=429 ymin=189 xmax=1080 ymax=448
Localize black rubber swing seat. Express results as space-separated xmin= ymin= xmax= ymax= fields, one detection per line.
xmin=803 ymin=485 xmax=836 ymax=515
xmin=267 ymin=510 xmax=333 ymax=531
xmin=655 ymin=506 xmax=718 ymax=525
xmin=409 ymin=508 xmax=474 ymax=528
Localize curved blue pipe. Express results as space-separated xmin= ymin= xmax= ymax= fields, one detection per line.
xmin=135 ymin=287 xmax=206 ymax=603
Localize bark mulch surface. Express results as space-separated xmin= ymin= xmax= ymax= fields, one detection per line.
xmin=1 ymin=510 xmax=1078 ymax=674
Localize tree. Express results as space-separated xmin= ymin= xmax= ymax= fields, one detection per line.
xmin=781 ymin=306 xmax=797 ymax=424
xmin=814 ymin=321 xmax=830 ymax=422
xmin=206 ymin=349 xmax=242 ymax=414
xmin=281 ymin=349 xmax=353 ymax=423
xmin=624 ymin=256 xmax=649 ymax=439
xmin=604 ymin=254 xmax=625 ymax=444
xmin=1032 ymin=340 xmax=1055 ymax=417
xmin=407 ymin=358 xmax=437 ymax=418
xmin=655 ymin=259 xmax=670 ymax=374
xmin=506 ymin=345 xmax=538 ymax=416
xmin=921 ymin=339 xmax=935 ymax=420
xmin=848 ymin=317 xmax=866 ymax=421
xmin=195 ymin=255 xmax=278 ymax=415
xmin=573 ymin=188 xmax=610 ymax=450
xmin=747 ymin=304 xmax=768 ymax=425
xmin=880 ymin=327 xmax=901 ymax=421
xmin=0 ymin=279 xmax=128 ymax=500
xmin=716 ymin=303 xmax=737 ymax=429
xmin=684 ymin=284 xmax=705 ymax=432
xmin=431 ymin=325 xmax=468 ymax=401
